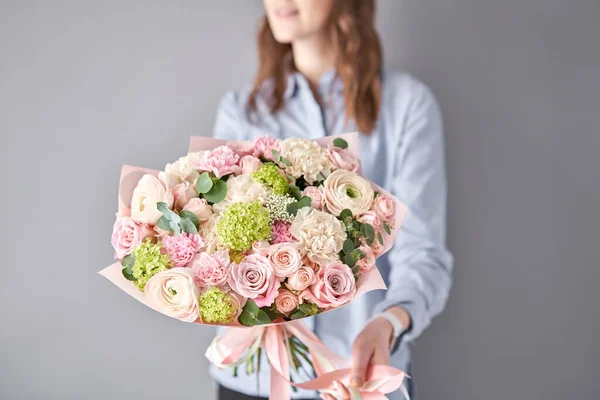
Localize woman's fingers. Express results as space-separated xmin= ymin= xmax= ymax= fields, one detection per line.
xmin=350 ymin=338 xmax=373 ymax=388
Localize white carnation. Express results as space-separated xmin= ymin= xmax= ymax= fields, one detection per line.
xmin=212 ymin=175 xmax=272 ymax=213
xmin=290 ymin=207 xmax=347 ymax=265
xmin=159 ymin=151 xmax=207 ymax=189
xmin=279 ymin=138 xmax=331 ymax=184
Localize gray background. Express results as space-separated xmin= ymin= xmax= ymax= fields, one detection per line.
xmin=1 ymin=1 xmax=599 ymax=399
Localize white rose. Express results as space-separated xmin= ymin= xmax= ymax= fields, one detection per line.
xmin=212 ymin=174 xmax=271 ymax=213
xmin=323 ymin=169 xmax=374 ymax=217
xmin=158 ymin=151 xmax=207 ymax=188
xmin=290 ymin=207 xmax=347 ymax=265
xmin=144 ymin=268 xmax=200 ymax=322
xmin=279 ymin=138 xmax=331 ymax=184
xmin=130 ymin=174 xmax=174 ymax=225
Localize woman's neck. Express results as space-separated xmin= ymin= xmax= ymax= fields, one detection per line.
xmin=292 ymin=34 xmax=336 ymax=89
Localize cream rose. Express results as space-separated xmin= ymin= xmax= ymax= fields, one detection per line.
xmin=239 ymin=155 xmax=263 ymax=175
xmin=290 ymin=208 xmax=346 ymax=265
xmin=323 ymin=169 xmax=374 ymax=217
xmin=268 ymin=243 xmax=302 ymax=278
xmin=130 ymin=174 xmax=174 ymax=225
xmin=286 ymin=266 xmax=317 ymax=292
xmin=279 ymin=138 xmax=331 ymax=184
xmin=172 ymin=181 xmax=197 ymax=211
xmin=144 ymin=268 xmax=200 ymax=322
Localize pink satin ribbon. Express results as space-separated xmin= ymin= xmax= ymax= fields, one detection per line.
xmin=206 ymin=320 xmax=409 ymax=400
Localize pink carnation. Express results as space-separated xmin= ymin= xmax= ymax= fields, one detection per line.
xmin=111 ymin=216 xmax=153 ymax=260
xmin=195 ymin=146 xmax=240 ymax=178
xmin=190 ymin=251 xmax=231 ymax=287
xmin=300 ymin=261 xmax=356 ymax=309
xmin=162 ymin=233 xmax=204 ymax=267
xmin=253 ymin=136 xmax=281 ymax=161
xmin=228 ymin=253 xmax=280 ymax=307
xmin=226 ymin=140 xmax=255 ymax=157
xmin=270 ymin=221 xmax=296 ymax=244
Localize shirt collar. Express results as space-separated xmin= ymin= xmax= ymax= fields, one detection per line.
xmin=285 ymin=68 xmax=344 ymax=101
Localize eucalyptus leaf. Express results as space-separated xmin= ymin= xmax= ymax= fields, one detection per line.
xmin=195 ymin=172 xmax=213 ymax=194
xmin=238 ymin=300 xmax=272 ymax=326
xmin=351 ymin=264 xmax=361 ymax=275
xmin=281 ymin=157 xmax=292 ymax=167
xmin=271 ymin=149 xmax=281 ymax=162
xmin=298 ymin=303 xmax=313 ymax=314
xmin=343 ymin=238 xmax=355 ymax=254
xmin=288 ymin=184 xmax=302 ymax=200
xmin=355 ymin=249 xmax=366 ymax=259
xmin=290 ymin=310 xmax=307 ymax=320
xmin=121 ymin=253 xmax=135 ymax=268
xmin=286 ymin=202 xmax=299 ymax=217
xmin=377 ymin=232 xmax=384 ymax=245
xmin=179 ymin=218 xmax=198 ymax=234
xmin=122 ymin=265 xmax=136 ymax=281
xmin=260 ymin=306 xmax=279 ymax=321
xmin=156 ymin=216 xmax=171 ymax=232
xmin=203 ymin=179 xmax=227 ymax=204
xmin=383 ymin=222 xmax=391 ymax=235
xmin=344 ymin=253 xmax=356 ymax=268
xmin=285 ymin=173 xmax=296 ymax=183
xmin=366 ymin=237 xmax=374 ymax=246
xmin=339 ymin=209 xmax=353 ymax=221
xmin=179 ymin=210 xmax=199 ymax=227
xmin=333 ymin=138 xmax=348 ymax=149
xmin=297 ymin=196 xmax=311 ymax=209
xmin=364 ymin=223 xmax=375 ymax=241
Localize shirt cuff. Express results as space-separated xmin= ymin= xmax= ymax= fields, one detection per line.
xmin=372 ymin=291 xmax=429 ymax=343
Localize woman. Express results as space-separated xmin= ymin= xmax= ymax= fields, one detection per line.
xmin=211 ymin=1 xmax=453 ymax=399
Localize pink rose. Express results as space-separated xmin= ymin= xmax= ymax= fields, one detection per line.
xmin=302 ymin=256 xmax=322 ymax=274
xmin=286 ymin=266 xmax=316 ymax=292
xmin=239 ymin=155 xmax=263 ymax=175
xmin=327 ymin=146 xmax=361 ymax=173
xmin=268 ymin=243 xmax=302 ymax=278
xmin=183 ymin=198 xmax=213 ymax=223
xmin=358 ymin=210 xmax=382 ymax=232
xmin=162 ymin=233 xmax=204 ymax=267
xmin=227 ymin=140 xmax=255 ymax=157
xmin=228 ymin=253 xmax=280 ymax=307
xmin=111 ymin=216 xmax=153 ymax=260
xmin=195 ymin=146 xmax=240 ymax=178
xmin=251 ymin=240 xmax=271 ymax=256
xmin=356 ymin=245 xmax=376 ymax=272
xmin=253 ymin=136 xmax=281 ymax=160
xmin=172 ymin=181 xmax=197 ymax=211
xmin=371 ymin=194 xmax=395 ymax=223
xmin=190 ymin=251 xmax=231 ymax=287
xmin=275 ymin=289 xmax=299 ymax=315
xmin=302 ymin=186 xmax=325 ymax=210
xmin=363 ymin=237 xmax=384 ymax=257
xmin=300 ymin=261 xmax=356 ymax=309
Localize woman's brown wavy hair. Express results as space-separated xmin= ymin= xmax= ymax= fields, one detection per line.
xmin=248 ymin=0 xmax=382 ymax=134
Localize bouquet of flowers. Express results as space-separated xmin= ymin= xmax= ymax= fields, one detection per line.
xmin=100 ymin=133 xmax=409 ymax=399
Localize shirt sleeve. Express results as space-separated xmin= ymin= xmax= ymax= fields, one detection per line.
xmin=372 ymin=83 xmax=454 ymax=342
xmin=212 ymin=91 xmax=246 ymax=140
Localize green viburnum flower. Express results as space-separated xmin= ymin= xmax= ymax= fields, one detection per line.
xmin=131 ymin=239 xmax=172 ymax=291
xmin=216 ymin=201 xmax=271 ymax=251
xmin=252 ymin=164 xmax=288 ymax=195
xmin=265 ymin=194 xmax=296 ymax=223
xmin=198 ymin=287 xmax=238 ymax=323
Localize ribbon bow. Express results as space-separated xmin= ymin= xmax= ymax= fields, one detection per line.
xmin=206 ymin=320 xmax=409 ymax=400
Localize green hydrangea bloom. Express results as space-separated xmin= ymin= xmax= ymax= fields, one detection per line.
xmin=132 ymin=239 xmax=172 ymax=291
xmin=216 ymin=201 xmax=271 ymax=251
xmin=198 ymin=287 xmax=238 ymax=323
xmin=252 ymin=164 xmax=288 ymax=195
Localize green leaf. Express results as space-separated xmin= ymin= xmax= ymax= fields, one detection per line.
xmin=179 ymin=218 xmax=198 ymax=234
xmin=366 ymin=237 xmax=374 ymax=246
xmin=260 ymin=306 xmax=279 ymax=321
xmin=203 ymin=179 xmax=227 ymax=204
xmin=344 ymin=253 xmax=356 ymax=268
xmin=298 ymin=303 xmax=313 ymax=314
xmin=179 ymin=210 xmax=199 ymax=227
xmin=351 ymin=264 xmax=361 ymax=275
xmin=383 ymin=222 xmax=391 ymax=235
xmin=355 ymin=249 xmax=366 ymax=259
xmin=364 ymin=223 xmax=375 ymax=241
xmin=339 ymin=209 xmax=353 ymax=221
xmin=377 ymin=232 xmax=384 ymax=245
xmin=271 ymin=149 xmax=281 ymax=162
xmin=288 ymin=184 xmax=302 ymax=200
xmin=121 ymin=253 xmax=135 ymax=268
xmin=374 ymin=191 xmax=379 ymax=199
xmin=285 ymin=173 xmax=296 ymax=183
xmin=343 ymin=238 xmax=355 ymax=254
xmin=281 ymin=157 xmax=292 ymax=167
xmin=333 ymin=138 xmax=348 ymax=149
xmin=286 ymin=202 xmax=299 ymax=217
xmin=195 ymin=172 xmax=213 ymax=194
xmin=122 ymin=265 xmax=136 ymax=281
xmin=156 ymin=216 xmax=171 ymax=232
xmin=297 ymin=196 xmax=312 ymax=209
xmin=290 ymin=310 xmax=307 ymax=320
xmin=238 ymin=300 xmax=273 ymax=326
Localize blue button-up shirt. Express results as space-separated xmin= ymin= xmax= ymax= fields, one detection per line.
xmin=210 ymin=69 xmax=453 ymax=400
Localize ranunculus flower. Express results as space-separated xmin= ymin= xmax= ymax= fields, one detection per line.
xmin=162 ymin=233 xmax=204 ymax=267
xmin=190 ymin=251 xmax=231 ymax=287
xmin=183 ymin=198 xmax=213 ymax=223
xmin=130 ymin=174 xmax=174 ymax=225
xmin=327 ymin=146 xmax=361 ymax=173
xmin=144 ymin=268 xmax=200 ymax=322
xmin=290 ymin=208 xmax=346 ymax=265
xmin=358 ymin=210 xmax=382 ymax=232
xmin=302 ymin=186 xmax=325 ymax=210
xmin=268 ymin=243 xmax=302 ymax=278
xmin=279 ymin=138 xmax=331 ymax=184
xmin=111 ymin=216 xmax=153 ymax=260
xmin=300 ymin=261 xmax=356 ymax=309
xmin=356 ymin=245 xmax=376 ymax=272
xmin=239 ymin=155 xmax=263 ymax=175
xmin=195 ymin=145 xmax=240 ymax=178
xmin=252 ymin=136 xmax=281 ymax=160
xmin=228 ymin=253 xmax=280 ymax=307
xmin=286 ymin=266 xmax=316 ymax=292
xmin=227 ymin=140 xmax=255 ymax=157
xmin=322 ymin=169 xmax=374 ymax=217
xmin=275 ymin=289 xmax=299 ymax=315
xmin=172 ymin=181 xmax=197 ymax=211
xmin=158 ymin=151 xmax=206 ymax=188
xmin=371 ymin=194 xmax=395 ymax=223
